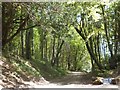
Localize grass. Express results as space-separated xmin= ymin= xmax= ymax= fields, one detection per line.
xmin=2 ymin=53 xmax=67 ymax=82
xmin=29 ymin=59 xmax=67 ymax=80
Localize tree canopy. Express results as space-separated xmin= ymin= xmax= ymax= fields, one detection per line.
xmin=2 ymin=1 xmax=120 ymax=74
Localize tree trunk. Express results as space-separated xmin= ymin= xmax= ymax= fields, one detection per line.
xmin=67 ymin=52 xmax=71 ymax=70
xmin=55 ymin=40 xmax=64 ymax=67
xmin=51 ymin=38 xmax=64 ymax=67
xmin=25 ymin=30 xmax=31 ymax=59
xmin=38 ymin=28 xmax=44 ymax=61
xmin=74 ymin=27 xmax=103 ymax=71
xmin=21 ymin=31 xmax=24 ymax=57
xmin=74 ymin=48 xmax=78 ymax=71
xmin=51 ymin=37 xmax=55 ymax=66
xmin=100 ymin=5 xmax=115 ymax=69
xmin=86 ymin=42 xmax=103 ymax=71
xmin=44 ymin=29 xmax=48 ymax=62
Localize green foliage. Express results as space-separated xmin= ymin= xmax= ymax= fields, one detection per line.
xmin=9 ymin=56 xmax=41 ymax=78
xmin=56 ymin=67 xmax=67 ymax=76
xmin=2 ymin=1 xmax=120 ymax=79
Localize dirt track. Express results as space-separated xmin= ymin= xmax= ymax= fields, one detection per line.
xmin=1 ymin=71 xmax=119 ymax=89
xmin=22 ymin=71 xmax=119 ymax=88
xmin=50 ymin=71 xmax=91 ymax=85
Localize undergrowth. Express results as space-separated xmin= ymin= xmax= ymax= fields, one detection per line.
xmin=2 ymin=52 xmax=67 ymax=81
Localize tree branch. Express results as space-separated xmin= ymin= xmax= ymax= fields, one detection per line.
xmin=74 ymin=27 xmax=86 ymax=40
xmin=3 ymin=15 xmax=29 ymax=47
xmin=22 ymin=24 xmax=40 ymax=30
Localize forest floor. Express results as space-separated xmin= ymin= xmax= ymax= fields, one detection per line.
xmin=0 ymin=55 xmax=119 ymax=89
xmin=46 ymin=71 xmax=119 ymax=88
xmin=17 ymin=72 xmax=119 ymax=88
xmin=50 ymin=71 xmax=91 ymax=85
xmin=1 ymin=70 xmax=119 ymax=89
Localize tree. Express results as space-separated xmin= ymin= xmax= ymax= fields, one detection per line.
xmin=2 ymin=1 xmax=120 ymax=73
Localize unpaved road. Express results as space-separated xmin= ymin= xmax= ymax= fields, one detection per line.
xmin=22 ymin=72 xmax=119 ymax=88
xmin=50 ymin=71 xmax=91 ymax=85
xmin=1 ymin=72 xmax=119 ymax=89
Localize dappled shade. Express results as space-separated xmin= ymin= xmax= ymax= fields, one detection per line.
xmin=1 ymin=1 xmax=120 ymax=88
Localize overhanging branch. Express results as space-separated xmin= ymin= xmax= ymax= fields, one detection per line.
xmin=22 ymin=24 xmax=41 ymax=30
xmin=74 ymin=27 xmax=86 ymax=40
